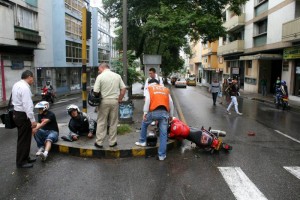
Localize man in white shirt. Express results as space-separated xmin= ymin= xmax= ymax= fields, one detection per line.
xmin=143 ymin=68 xmax=164 ymax=97
xmin=12 ymin=70 xmax=37 ymax=168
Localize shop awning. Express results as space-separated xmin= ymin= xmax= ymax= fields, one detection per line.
xmin=239 ymin=54 xmax=282 ymax=60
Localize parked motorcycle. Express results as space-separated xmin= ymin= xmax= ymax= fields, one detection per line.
xmin=274 ymin=94 xmax=289 ymax=110
xmin=41 ymin=87 xmax=55 ymax=103
xmin=168 ymin=117 xmax=232 ymax=154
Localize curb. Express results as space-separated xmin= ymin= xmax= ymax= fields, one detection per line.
xmin=52 ymin=139 xmax=181 ymax=159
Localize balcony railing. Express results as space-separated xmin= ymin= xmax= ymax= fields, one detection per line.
xmin=14 ymin=27 xmax=41 ymax=44
xmin=282 ymin=17 xmax=300 ymax=42
xmin=217 ymin=40 xmax=244 ymax=56
xmin=223 ymin=13 xmax=245 ymax=32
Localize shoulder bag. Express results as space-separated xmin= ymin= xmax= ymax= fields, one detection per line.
xmin=0 ymin=94 xmax=16 ymax=129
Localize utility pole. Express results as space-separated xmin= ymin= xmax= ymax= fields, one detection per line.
xmin=122 ymin=0 xmax=128 ymax=86
xmin=81 ymin=7 xmax=91 ymax=113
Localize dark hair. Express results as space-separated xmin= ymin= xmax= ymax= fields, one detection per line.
xmin=21 ymin=70 xmax=33 ymax=79
xmin=148 ymin=78 xmax=159 ymax=84
xmin=149 ymin=68 xmax=156 ymax=73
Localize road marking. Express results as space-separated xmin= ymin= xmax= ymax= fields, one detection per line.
xmin=284 ymin=166 xmax=300 ymax=180
xmin=170 ymin=91 xmax=187 ymax=124
xmin=54 ymin=97 xmax=79 ymax=104
xmin=218 ymin=167 xmax=268 ymax=200
xmin=274 ymin=130 xmax=300 ymax=144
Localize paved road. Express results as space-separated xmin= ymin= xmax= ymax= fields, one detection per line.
xmin=0 ymin=85 xmax=299 ymax=200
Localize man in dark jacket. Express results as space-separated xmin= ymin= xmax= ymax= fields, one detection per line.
xmin=62 ymin=104 xmax=96 ymax=141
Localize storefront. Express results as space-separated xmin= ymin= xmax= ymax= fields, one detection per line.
xmin=283 ymin=46 xmax=300 ymax=96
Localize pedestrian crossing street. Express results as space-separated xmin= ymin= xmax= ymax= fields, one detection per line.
xmin=218 ymin=166 xmax=300 ymax=200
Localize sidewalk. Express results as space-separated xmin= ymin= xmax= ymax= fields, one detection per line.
xmin=0 ymin=83 xmax=178 ymax=159
xmin=52 ymin=96 xmax=179 ymax=158
xmin=196 ymin=83 xmax=300 ymax=112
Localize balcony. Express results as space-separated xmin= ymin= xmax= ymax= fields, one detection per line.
xmin=282 ymin=17 xmax=300 ymax=42
xmin=217 ymin=40 xmax=244 ymax=56
xmin=223 ymin=13 xmax=245 ymax=32
xmin=14 ymin=27 xmax=41 ymax=44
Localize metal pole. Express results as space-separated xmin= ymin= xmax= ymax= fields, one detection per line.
xmin=81 ymin=7 xmax=87 ymax=113
xmin=122 ymin=0 xmax=128 ymax=86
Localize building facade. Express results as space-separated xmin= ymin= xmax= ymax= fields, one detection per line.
xmin=0 ymin=0 xmax=114 ymax=102
xmin=0 ymin=0 xmax=41 ymax=101
xmin=218 ymin=0 xmax=300 ymax=99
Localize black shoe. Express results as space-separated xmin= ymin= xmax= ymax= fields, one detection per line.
xmin=94 ymin=143 xmax=103 ymax=148
xmin=17 ymin=163 xmax=33 ymax=168
xmin=27 ymin=157 xmax=36 ymax=163
xmin=61 ymin=135 xmax=73 ymax=142
xmin=109 ymin=142 xmax=117 ymax=147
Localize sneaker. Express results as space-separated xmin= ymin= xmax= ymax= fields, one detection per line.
xmin=151 ymin=121 xmax=156 ymax=126
xmin=237 ymin=112 xmax=243 ymax=115
xmin=39 ymin=152 xmax=48 ymax=161
xmin=156 ymin=155 xmax=166 ymax=161
xmin=135 ymin=141 xmax=146 ymax=147
xmin=226 ymin=110 xmax=231 ymax=115
xmin=36 ymin=147 xmax=44 ymax=156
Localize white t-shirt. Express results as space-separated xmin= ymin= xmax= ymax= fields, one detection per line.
xmin=143 ymin=74 xmax=164 ymax=96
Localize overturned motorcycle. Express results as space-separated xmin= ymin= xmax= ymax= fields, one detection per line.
xmin=168 ymin=117 xmax=232 ymax=154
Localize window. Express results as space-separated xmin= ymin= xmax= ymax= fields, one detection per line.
xmin=66 ymin=41 xmax=89 ymax=63
xmin=98 ymin=13 xmax=109 ymax=32
xmin=253 ymin=19 xmax=267 ymax=46
xmin=14 ymin=5 xmax=38 ymax=31
xmin=65 ymin=14 xmax=81 ymax=40
xmin=256 ymin=19 xmax=267 ymax=35
xmin=255 ymin=0 xmax=268 ymax=16
xmin=65 ymin=0 xmax=83 ymax=16
xmin=98 ymin=31 xmax=111 ymax=49
xmin=98 ymin=49 xmax=110 ymax=63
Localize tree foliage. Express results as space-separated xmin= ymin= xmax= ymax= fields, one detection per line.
xmin=103 ymin=0 xmax=248 ymax=77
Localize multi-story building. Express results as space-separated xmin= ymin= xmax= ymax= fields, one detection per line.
xmin=188 ymin=40 xmax=202 ymax=82
xmin=35 ymin=0 xmax=113 ymax=94
xmin=0 ymin=0 xmax=114 ymax=103
xmin=218 ymin=0 xmax=300 ymax=99
xmin=202 ymin=41 xmax=224 ymax=85
xmin=0 ymin=0 xmax=42 ymax=101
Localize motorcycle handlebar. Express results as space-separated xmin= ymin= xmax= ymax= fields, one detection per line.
xmin=210 ymin=130 xmax=226 ymax=137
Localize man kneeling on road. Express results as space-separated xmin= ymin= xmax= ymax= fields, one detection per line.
xmin=32 ymin=101 xmax=59 ymax=161
xmin=135 ymin=78 xmax=174 ymax=161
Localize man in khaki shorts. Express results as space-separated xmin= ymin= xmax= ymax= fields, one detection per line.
xmin=93 ymin=63 xmax=126 ymax=148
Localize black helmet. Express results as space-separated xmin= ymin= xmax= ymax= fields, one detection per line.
xmin=146 ymin=131 xmax=157 ymax=147
xmin=88 ymin=89 xmax=101 ymax=107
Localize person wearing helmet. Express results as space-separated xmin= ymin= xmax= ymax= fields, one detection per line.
xmin=280 ymin=80 xmax=288 ymax=96
xmin=32 ymin=101 xmax=59 ymax=161
xmin=62 ymin=104 xmax=97 ymax=142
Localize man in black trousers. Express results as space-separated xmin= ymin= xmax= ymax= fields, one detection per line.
xmin=12 ymin=70 xmax=37 ymax=168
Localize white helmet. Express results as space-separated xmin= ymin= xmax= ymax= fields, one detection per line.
xmin=35 ymin=101 xmax=50 ymax=111
xmin=66 ymin=104 xmax=80 ymax=116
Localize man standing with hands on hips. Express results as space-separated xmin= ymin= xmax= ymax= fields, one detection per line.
xmin=12 ymin=70 xmax=37 ymax=168
xmin=135 ymin=78 xmax=174 ymax=161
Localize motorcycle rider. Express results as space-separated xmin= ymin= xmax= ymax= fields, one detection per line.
xmin=274 ymin=77 xmax=281 ymax=104
xmin=32 ymin=101 xmax=59 ymax=161
xmin=42 ymin=81 xmax=55 ymax=102
xmin=280 ymin=80 xmax=288 ymax=97
xmin=61 ymin=104 xmax=97 ymax=141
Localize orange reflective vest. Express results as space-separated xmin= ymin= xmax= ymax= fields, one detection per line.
xmin=148 ymin=84 xmax=170 ymax=112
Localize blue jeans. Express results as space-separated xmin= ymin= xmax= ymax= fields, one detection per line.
xmin=34 ymin=129 xmax=58 ymax=148
xmin=140 ymin=110 xmax=169 ymax=157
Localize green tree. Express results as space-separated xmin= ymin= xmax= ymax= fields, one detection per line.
xmin=104 ymin=0 xmax=248 ymax=77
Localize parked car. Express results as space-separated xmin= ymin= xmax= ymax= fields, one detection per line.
xmin=187 ymin=77 xmax=196 ymax=86
xmin=175 ymin=78 xmax=187 ymax=88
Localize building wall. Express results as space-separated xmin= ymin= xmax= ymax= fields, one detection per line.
xmin=0 ymin=5 xmax=15 ymax=46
